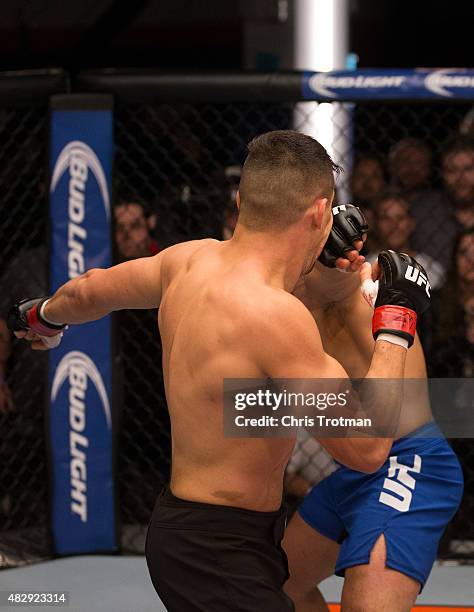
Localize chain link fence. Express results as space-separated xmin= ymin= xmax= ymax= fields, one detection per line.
xmin=113 ymin=95 xmax=474 ymax=558
xmin=0 ymin=70 xmax=68 ymax=567
xmin=0 ymin=71 xmax=473 ymax=565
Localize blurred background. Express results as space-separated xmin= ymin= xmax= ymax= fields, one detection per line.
xmin=0 ymin=0 xmax=471 ymax=72
xmin=0 ymin=0 xmax=473 ymax=585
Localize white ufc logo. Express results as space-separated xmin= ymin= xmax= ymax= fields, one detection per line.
xmin=332 ymin=205 xmax=347 ymax=215
xmin=378 ymin=455 xmax=422 ymax=512
xmin=405 ymin=265 xmax=431 ymax=297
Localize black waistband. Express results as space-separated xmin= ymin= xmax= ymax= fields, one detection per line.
xmin=151 ymin=487 xmax=287 ymax=544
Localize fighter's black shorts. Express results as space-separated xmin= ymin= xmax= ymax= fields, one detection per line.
xmin=145 ymin=487 xmax=295 ymax=612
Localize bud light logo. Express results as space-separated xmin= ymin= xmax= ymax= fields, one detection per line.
xmin=303 ymin=69 xmax=474 ymax=101
xmin=424 ymin=68 xmax=474 ymax=98
xmin=51 ymin=351 xmax=111 ymax=523
xmin=49 ymin=104 xmax=115 ymax=553
xmin=50 ymin=141 xmax=110 ymax=279
xmin=308 ymin=72 xmax=406 ymax=98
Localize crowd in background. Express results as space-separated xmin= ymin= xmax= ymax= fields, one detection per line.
xmin=0 ymin=122 xmax=473 ymax=544
xmin=219 ymin=135 xmax=474 ymax=378
xmin=351 ymin=136 xmax=474 ymax=376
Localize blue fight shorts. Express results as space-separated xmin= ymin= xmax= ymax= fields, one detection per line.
xmin=298 ymin=422 xmax=463 ymax=588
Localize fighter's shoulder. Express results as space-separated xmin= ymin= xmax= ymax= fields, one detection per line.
xmin=242 ymin=288 xmax=320 ymax=346
xmin=160 ymin=239 xmax=217 ymax=274
xmin=162 ymin=238 xmax=217 ymax=261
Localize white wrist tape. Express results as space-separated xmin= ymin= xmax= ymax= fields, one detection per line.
xmin=361 ymin=279 xmax=379 ymax=309
xmin=376 ymin=333 xmax=409 ymax=350
xmin=39 ymin=333 xmax=64 ymax=349
xmin=39 ymin=299 xmax=63 ymax=326
xmin=38 ymin=299 xmax=65 ymax=348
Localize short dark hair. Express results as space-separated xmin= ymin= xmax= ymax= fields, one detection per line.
xmin=442 ymin=136 xmax=474 ymax=162
xmin=115 ymin=196 xmax=151 ymax=218
xmin=352 ymin=151 xmax=387 ymax=174
xmin=389 ymin=138 xmax=432 ymax=163
xmin=238 ymin=130 xmax=340 ymax=230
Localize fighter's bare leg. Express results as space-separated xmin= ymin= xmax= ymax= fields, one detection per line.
xmin=341 ymin=534 xmax=420 ymax=612
xmin=283 ymin=512 xmax=339 ymax=612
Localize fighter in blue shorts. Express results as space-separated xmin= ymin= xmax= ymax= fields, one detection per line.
xmin=284 ymin=206 xmax=463 ymax=611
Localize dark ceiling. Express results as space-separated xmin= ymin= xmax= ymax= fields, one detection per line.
xmin=0 ymin=0 xmax=471 ymax=71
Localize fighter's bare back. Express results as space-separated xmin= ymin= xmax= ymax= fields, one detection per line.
xmin=158 ymin=238 xmax=296 ymax=511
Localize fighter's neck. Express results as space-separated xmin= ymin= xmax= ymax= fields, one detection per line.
xmin=225 ymin=227 xmax=310 ymax=292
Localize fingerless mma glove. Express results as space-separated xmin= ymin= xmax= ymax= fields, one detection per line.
xmin=373 ymin=250 xmax=431 ymax=348
xmin=319 ymin=204 xmax=369 ymax=268
xmin=7 ymin=297 xmax=66 ymax=338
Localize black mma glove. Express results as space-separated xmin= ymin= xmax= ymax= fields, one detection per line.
xmin=7 ymin=297 xmax=66 ymax=349
xmin=319 ymin=204 xmax=369 ymax=268
xmin=372 ymin=250 xmax=431 ymax=348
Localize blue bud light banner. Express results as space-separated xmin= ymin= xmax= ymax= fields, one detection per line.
xmin=48 ymin=95 xmax=117 ymax=554
xmin=302 ymin=68 xmax=474 ymax=101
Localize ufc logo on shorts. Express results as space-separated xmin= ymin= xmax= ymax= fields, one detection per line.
xmin=405 ymin=265 xmax=431 ymax=297
xmin=379 ymin=455 xmax=422 ymax=512
xmin=332 ymin=205 xmax=347 ymax=216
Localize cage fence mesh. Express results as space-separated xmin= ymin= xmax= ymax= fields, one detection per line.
xmin=0 ymin=93 xmax=472 ymax=565
xmin=0 ymin=106 xmax=51 ymax=567
xmin=114 ymin=99 xmax=473 ymax=557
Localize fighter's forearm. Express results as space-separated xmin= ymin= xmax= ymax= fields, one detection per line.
xmin=43 ymin=269 xmax=112 ymax=325
xmin=366 ymin=336 xmax=406 ymax=380
xmin=354 ymin=340 xmax=406 ymax=458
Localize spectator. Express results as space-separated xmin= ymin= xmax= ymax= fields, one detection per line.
xmin=350 ymin=153 xmax=387 ymax=253
xmin=114 ymin=203 xmax=170 ymax=533
xmin=351 ymin=153 xmax=387 ymax=208
xmin=411 ymin=137 xmax=474 ymax=269
xmin=441 ymin=137 xmax=474 ymax=230
xmin=388 ymin=138 xmax=450 ymax=266
xmin=427 ymin=230 xmax=474 ymax=550
xmin=114 ymin=197 xmax=160 ymax=261
xmin=459 ymin=106 xmax=474 ymax=138
xmin=368 ymin=189 xmax=445 ymax=289
xmin=389 ymin=138 xmax=433 ymax=194
xmin=429 ymin=229 xmax=474 ymax=377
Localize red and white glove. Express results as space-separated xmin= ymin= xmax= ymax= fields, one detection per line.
xmin=361 ymin=250 xmax=431 ymax=348
xmin=7 ymin=297 xmax=66 ymax=349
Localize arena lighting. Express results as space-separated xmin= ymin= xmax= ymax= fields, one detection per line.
xmin=295 ymin=0 xmax=347 ymax=72
xmin=294 ymin=0 xmax=351 ymax=199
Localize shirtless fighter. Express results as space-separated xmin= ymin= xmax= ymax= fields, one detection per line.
xmin=8 ymin=131 xmax=431 ymax=611
xmin=283 ymin=204 xmax=464 ymax=611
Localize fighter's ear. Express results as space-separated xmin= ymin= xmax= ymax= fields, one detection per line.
xmin=236 ymin=191 xmax=241 ymax=211
xmin=312 ymin=197 xmax=328 ymax=229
